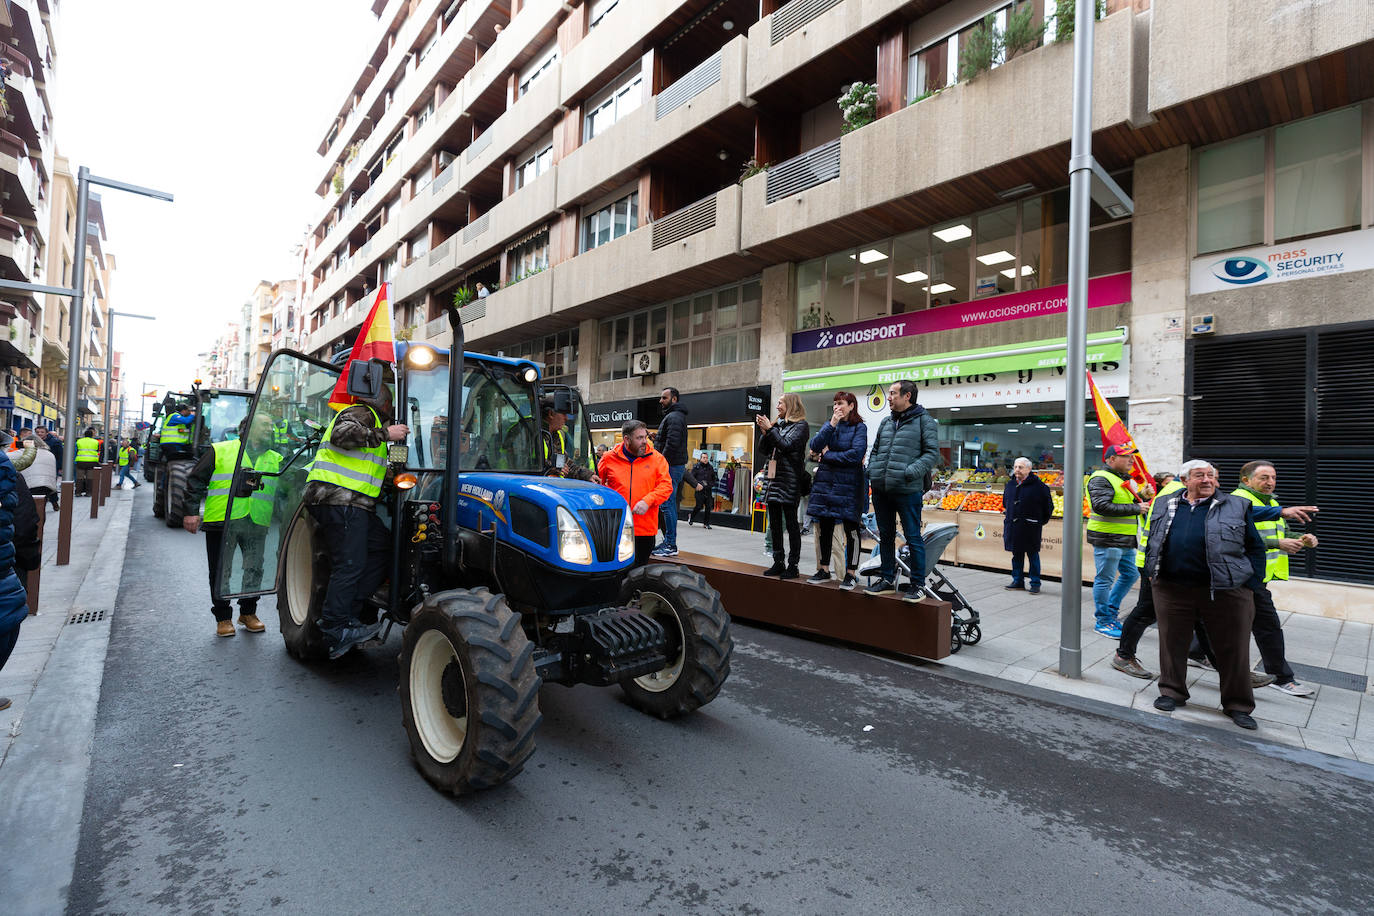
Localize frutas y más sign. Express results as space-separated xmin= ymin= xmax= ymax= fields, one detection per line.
xmin=790 ymin=272 xmax=1131 ymax=353
xmin=1189 ymin=226 xmax=1374 ymax=294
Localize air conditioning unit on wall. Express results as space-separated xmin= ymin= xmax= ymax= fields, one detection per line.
xmin=631 ymin=350 xmax=661 ymax=376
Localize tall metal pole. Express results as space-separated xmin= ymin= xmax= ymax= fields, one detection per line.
xmin=62 ymin=167 xmax=91 ymax=483
xmin=1059 ymin=0 xmax=1095 ymax=680
xmin=102 ymin=311 xmax=114 ymax=450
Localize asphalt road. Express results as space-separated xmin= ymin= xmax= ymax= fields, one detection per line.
xmin=67 ymin=489 xmax=1374 ymax=915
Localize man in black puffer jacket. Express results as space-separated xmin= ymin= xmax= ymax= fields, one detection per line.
xmin=654 ymin=387 xmax=689 ymax=557
xmin=864 ymin=379 xmax=940 ymax=599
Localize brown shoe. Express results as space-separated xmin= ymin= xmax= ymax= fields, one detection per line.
xmin=238 ymin=614 xmax=266 ymax=633
xmin=0 ymin=696 xmax=11 ymax=711
xmin=216 ymin=620 xmax=236 ymax=638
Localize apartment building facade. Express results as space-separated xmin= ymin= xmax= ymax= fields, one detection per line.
xmin=296 ymin=0 xmax=1374 ymax=594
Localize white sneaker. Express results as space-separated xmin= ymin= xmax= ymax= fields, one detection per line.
xmin=1269 ymin=680 xmax=1315 ymax=698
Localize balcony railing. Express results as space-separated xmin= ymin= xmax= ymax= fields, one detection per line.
xmin=655 ymin=50 xmax=722 ymax=120
xmin=771 ymin=0 xmax=844 ymax=44
xmin=429 ymin=237 xmax=453 ymax=265
xmin=465 ymin=130 xmax=494 ymax=163
xmin=462 ymin=212 xmax=490 ymax=243
xmin=765 ymin=138 xmax=841 ymax=204
xmin=432 ymin=160 xmax=458 ymax=194
xmin=650 ymin=194 xmax=717 ymax=249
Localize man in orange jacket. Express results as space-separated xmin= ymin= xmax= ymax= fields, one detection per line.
xmin=598 ymin=418 xmax=673 ymax=567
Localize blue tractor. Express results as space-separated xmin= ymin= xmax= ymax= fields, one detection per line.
xmin=213 ymin=314 xmax=732 ymax=795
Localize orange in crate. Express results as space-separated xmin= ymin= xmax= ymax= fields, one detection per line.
xmin=939 ymin=492 xmax=966 ymax=510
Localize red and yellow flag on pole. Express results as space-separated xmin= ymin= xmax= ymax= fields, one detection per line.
xmin=1087 ymin=370 xmax=1153 ymax=497
xmin=328 ymin=284 xmax=396 ymax=411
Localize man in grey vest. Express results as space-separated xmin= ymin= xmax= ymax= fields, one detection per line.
xmin=1145 ymin=459 xmax=1267 ymax=730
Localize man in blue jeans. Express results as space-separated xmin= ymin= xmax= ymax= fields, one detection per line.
xmin=862 ymin=380 xmax=939 ymax=599
xmin=1085 ymin=444 xmax=1150 ymax=638
xmin=653 ymin=387 xmax=689 ymax=558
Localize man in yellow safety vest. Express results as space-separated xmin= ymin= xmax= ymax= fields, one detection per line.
xmin=1085 ymin=444 xmax=1151 ymax=639
xmin=181 ymin=415 xmax=283 ymax=638
xmin=303 ymin=383 xmax=409 ymax=659
xmin=75 ymin=427 xmax=101 ymax=497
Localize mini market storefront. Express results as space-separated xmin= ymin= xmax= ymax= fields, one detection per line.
xmin=783 ymin=333 xmax=1130 ymax=581
xmin=586 ymin=385 xmax=771 ymax=527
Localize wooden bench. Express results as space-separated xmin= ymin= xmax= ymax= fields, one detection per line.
xmin=654 ymin=551 xmax=952 ymax=660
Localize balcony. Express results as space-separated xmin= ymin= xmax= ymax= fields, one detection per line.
xmin=464 ymin=0 xmax=564 ymax=123
xmin=1148 ymin=0 xmax=1374 ymax=116
xmin=0 ymin=314 xmax=37 ymax=369
xmin=0 ymin=215 xmax=37 ymax=281
xmin=4 ymin=69 xmax=45 ymax=146
xmin=460 ymin=58 xmax=562 ymax=197
xmin=552 ymin=185 xmax=745 ymax=314
xmin=560 ymin=0 xmax=698 ymax=108
xmin=461 ymin=266 xmax=555 ymax=347
xmin=741 ymin=10 xmax=1140 ymax=255
xmin=457 ymin=169 xmax=557 ymax=269
xmin=0 ymin=130 xmax=39 ymax=220
xmin=557 ymin=34 xmax=750 ymax=210
xmin=747 ymin=0 xmax=912 ymax=100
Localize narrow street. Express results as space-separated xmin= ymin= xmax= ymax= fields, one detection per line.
xmin=65 ymin=490 xmax=1374 ymax=914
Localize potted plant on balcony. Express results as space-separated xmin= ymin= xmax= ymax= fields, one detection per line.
xmin=838 ymin=82 xmax=878 ymax=134
xmin=452 ymin=286 xmax=476 ymax=311
xmin=1053 ymin=0 xmax=1105 ymax=42
xmin=738 ymin=158 xmax=770 ymax=184
xmin=332 ymin=166 xmax=344 ymax=195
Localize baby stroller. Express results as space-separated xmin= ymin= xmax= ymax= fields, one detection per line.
xmin=857 ymin=515 xmax=982 ymax=652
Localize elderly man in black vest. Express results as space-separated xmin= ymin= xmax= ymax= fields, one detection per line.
xmin=1144 ymin=459 xmax=1267 ymax=730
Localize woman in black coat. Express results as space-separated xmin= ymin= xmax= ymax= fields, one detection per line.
xmin=757 ymin=393 xmax=809 ymax=579
xmin=805 ymin=391 xmax=868 ymax=588
xmin=1003 ymin=457 xmax=1055 ymax=593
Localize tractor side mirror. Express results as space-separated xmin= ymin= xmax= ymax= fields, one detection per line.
xmin=346 ymin=359 xmax=385 ymax=400
xmin=552 ymin=389 xmax=574 ymax=417
xmin=151 ymin=403 xmax=163 ymax=418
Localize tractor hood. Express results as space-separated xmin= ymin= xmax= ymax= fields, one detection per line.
xmin=452 ymin=473 xmax=633 ymax=573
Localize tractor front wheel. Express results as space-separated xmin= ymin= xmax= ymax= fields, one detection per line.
xmin=619 ymin=563 xmax=732 ymax=719
xmin=163 ymin=459 xmax=193 ymax=528
xmin=277 ymin=508 xmax=330 ymax=661
xmin=399 ymin=588 xmax=541 ymax=795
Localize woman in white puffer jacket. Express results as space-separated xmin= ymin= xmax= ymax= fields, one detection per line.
xmin=18 ymin=433 xmax=56 ymax=512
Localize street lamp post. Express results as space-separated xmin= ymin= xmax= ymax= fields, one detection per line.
xmin=1059 ymin=0 xmax=1134 ymax=678
xmin=103 ymin=310 xmax=155 ymax=452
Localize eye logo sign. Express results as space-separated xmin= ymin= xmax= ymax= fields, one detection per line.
xmin=1211 ymin=256 xmax=1271 ymax=285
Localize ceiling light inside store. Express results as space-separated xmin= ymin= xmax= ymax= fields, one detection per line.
xmin=949 ymin=407 xmax=960 ymax=411
xmin=928 ymin=283 xmax=956 ymax=294
xmin=1000 ymin=265 xmax=1036 ymax=279
xmin=1005 ymin=404 xmax=1019 ymax=408
xmin=1051 ymin=427 xmax=1062 ymax=431
xmin=1035 ymin=424 xmax=1047 ymax=428
xmin=896 ymin=270 xmax=928 ymax=284
xmin=933 ymin=224 xmax=972 ymax=243
xmin=976 ymin=250 xmax=1015 ymax=266
xmin=858 ymin=249 xmax=887 ymax=263
xmin=723 ymin=19 xmax=735 ymax=29
xmin=1008 ymin=428 xmax=1019 ymax=432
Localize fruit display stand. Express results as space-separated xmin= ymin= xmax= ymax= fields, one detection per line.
xmin=923 ymin=473 xmax=1095 ymax=583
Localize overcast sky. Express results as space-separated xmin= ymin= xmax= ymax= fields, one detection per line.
xmin=53 ymin=0 xmax=379 ymax=416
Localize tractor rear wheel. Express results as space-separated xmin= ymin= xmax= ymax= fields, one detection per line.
xmin=277 ymin=509 xmax=330 ymax=661
xmin=163 ymin=459 xmax=193 ymax=528
xmin=151 ymin=465 xmax=165 ymax=518
xmin=399 ymin=588 xmax=541 ymax=795
xmin=619 ymin=563 xmax=732 ymax=719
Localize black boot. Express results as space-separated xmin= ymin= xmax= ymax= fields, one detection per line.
xmin=762 ymin=561 xmax=785 ymax=577
xmin=780 ymin=564 xmax=800 ymax=580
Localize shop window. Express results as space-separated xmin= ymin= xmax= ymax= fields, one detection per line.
xmin=823 ymin=251 xmax=856 ymax=323
xmin=1275 ymin=107 xmax=1362 ymax=243
xmin=584 ymin=66 xmax=643 ymax=141
xmin=930 ymin=218 xmax=972 ymax=305
xmin=891 ymin=230 xmax=930 ymax=313
xmin=581 ymin=189 xmax=639 ymax=252
xmin=1197 ymin=136 xmax=1265 ymax=255
xmin=855 ymin=241 xmax=891 ymax=320
xmin=974 ymin=205 xmax=1017 ymax=298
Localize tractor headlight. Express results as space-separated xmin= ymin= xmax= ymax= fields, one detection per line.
xmin=556 ymin=506 xmax=594 ymax=565
xmin=618 ymin=511 xmax=635 ymax=562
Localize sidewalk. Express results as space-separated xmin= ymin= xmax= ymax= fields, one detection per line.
xmin=0 ymin=484 xmax=133 ymax=916
xmin=673 ymin=517 xmax=1374 ymax=765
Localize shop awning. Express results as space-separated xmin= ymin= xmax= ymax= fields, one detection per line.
xmin=782 ymin=332 xmax=1127 ymax=394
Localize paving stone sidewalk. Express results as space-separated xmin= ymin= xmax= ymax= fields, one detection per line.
xmin=674 ymin=515 xmax=1374 ymax=764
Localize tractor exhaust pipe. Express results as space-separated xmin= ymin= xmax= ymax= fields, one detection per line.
xmin=442 ymin=305 xmax=465 ymax=577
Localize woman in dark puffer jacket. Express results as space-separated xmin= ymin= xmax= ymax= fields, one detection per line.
xmin=0 ymin=448 xmax=32 ymax=710
xmin=757 ymin=392 xmax=809 ymax=579
xmin=805 ymin=391 xmax=869 ymax=589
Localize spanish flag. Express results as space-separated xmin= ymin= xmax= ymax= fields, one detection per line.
xmin=1088 ymin=370 xmax=1153 ymax=497
xmin=328 ymin=284 xmax=396 ymax=410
